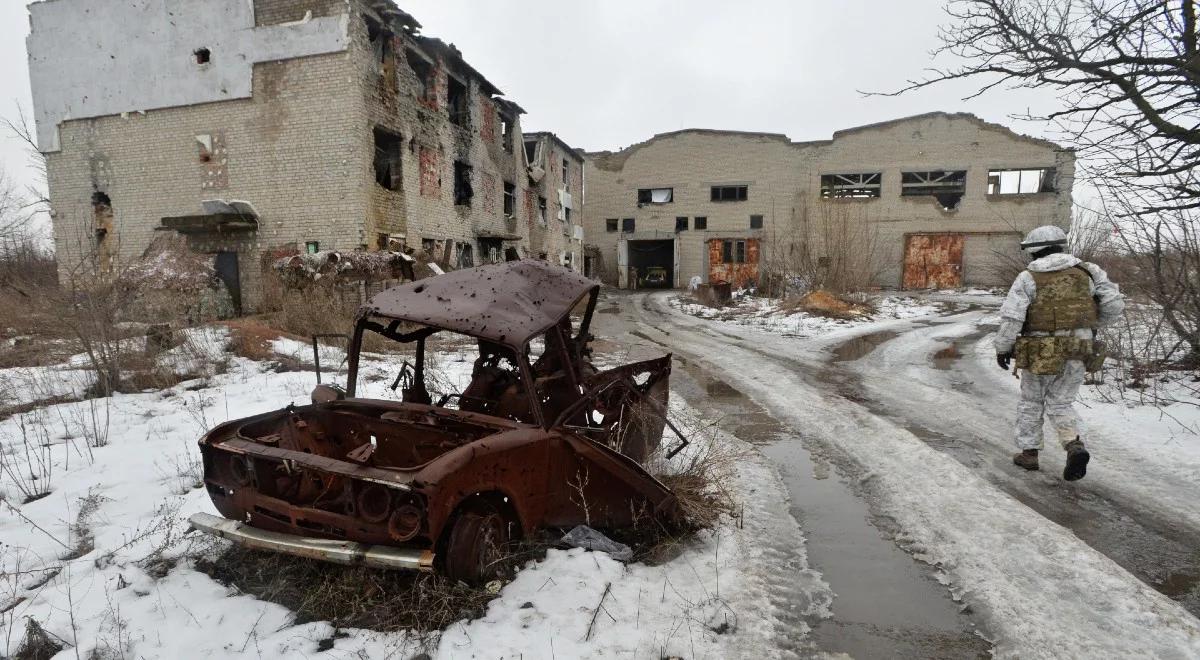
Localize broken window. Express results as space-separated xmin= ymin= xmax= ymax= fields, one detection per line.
xmin=373 ymin=127 xmax=403 ymax=191
xmin=503 ymin=181 xmax=516 ymax=217
xmin=622 ymin=218 xmax=635 ymax=233
xmin=676 ymin=217 xmax=688 ymax=232
xmin=405 ymin=49 xmax=435 ymax=103
xmin=524 ymin=140 xmax=537 ymax=164
xmin=820 ymin=173 xmax=882 ymax=199
xmin=92 ymin=192 xmax=112 ymax=239
xmin=306 ymin=241 xmax=320 ymax=254
xmin=694 ymin=216 xmax=707 ymax=230
xmin=457 ymin=242 xmax=474 ymax=268
xmin=377 ymin=233 xmax=390 ymax=250
xmin=365 ymin=17 xmax=395 ymax=84
xmin=563 ymin=158 xmax=570 ymax=191
xmin=636 ymin=188 xmax=673 ymax=204
xmin=454 ymin=161 xmax=473 ymax=206
xmin=480 ymin=238 xmax=502 ymax=264
xmin=501 ymin=113 xmax=514 ymax=153
xmin=750 ymin=215 xmax=764 ymax=229
xmin=901 ymin=170 xmax=967 ymax=210
xmin=422 ymin=238 xmax=437 ymax=254
xmin=538 ymin=196 xmax=548 ymax=226
xmin=447 ymin=76 xmax=469 ymax=126
xmin=722 ymin=240 xmax=747 ymax=264
xmin=711 ymin=185 xmax=748 ymax=202
xmin=606 ymin=218 xmax=618 ymax=232
xmin=987 ymin=168 xmax=1056 ymax=195
xmin=194 ymin=48 xmax=211 ymax=65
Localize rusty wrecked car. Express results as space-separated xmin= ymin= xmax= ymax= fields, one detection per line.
xmin=189 ymin=261 xmax=683 ymax=582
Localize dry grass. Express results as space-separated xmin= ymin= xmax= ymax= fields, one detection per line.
xmin=780 ymin=290 xmax=875 ymax=320
xmin=194 ymin=546 xmax=493 ymax=644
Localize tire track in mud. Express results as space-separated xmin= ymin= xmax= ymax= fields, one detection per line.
xmin=610 ymin=295 xmax=990 ymax=659
xmin=826 ymin=321 xmax=1200 ymax=617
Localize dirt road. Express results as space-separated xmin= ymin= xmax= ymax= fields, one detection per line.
xmin=593 ymin=290 xmax=1200 ymax=658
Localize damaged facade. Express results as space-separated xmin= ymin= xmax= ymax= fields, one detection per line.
xmin=584 ymin=113 xmax=1074 ymax=290
xmin=28 ymin=0 xmax=586 ymax=311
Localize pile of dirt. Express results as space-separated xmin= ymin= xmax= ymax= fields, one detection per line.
xmin=785 ymin=290 xmax=874 ymax=320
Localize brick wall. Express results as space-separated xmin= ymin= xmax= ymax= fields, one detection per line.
xmin=46 ymin=48 xmax=367 ymax=311
xmin=584 ymin=114 xmax=1074 ymax=289
xmin=254 ymin=0 xmax=346 ymax=26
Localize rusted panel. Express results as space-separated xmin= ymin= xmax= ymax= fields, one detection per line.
xmin=481 ymin=171 xmax=497 ymax=215
xmin=903 ymin=233 xmax=964 ymax=289
xmin=478 ymin=92 xmax=497 ymax=142
xmin=707 ymin=238 xmax=760 ymax=289
xmin=419 ymin=146 xmax=440 ymax=198
xmin=197 ymin=262 xmax=681 ymax=583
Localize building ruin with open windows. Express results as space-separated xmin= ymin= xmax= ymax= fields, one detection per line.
xmin=27 ymin=0 xmax=585 ymax=312
xmin=584 ymin=113 xmax=1074 ymax=290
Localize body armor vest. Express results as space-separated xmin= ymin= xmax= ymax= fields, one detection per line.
xmin=1023 ymin=267 xmax=1098 ymax=333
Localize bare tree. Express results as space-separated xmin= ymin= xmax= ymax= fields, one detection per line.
xmin=879 ymin=0 xmax=1199 ymax=215
xmin=881 ymin=0 xmax=1200 ymax=363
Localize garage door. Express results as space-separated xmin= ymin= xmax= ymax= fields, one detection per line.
xmin=903 ymin=234 xmax=964 ymax=289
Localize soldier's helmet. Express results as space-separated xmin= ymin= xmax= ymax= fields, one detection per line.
xmin=1020 ymin=225 xmax=1068 ymax=252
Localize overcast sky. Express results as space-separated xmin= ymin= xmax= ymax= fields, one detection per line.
xmin=0 ymin=0 xmax=1067 ymax=222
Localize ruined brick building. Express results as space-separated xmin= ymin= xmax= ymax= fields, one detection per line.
xmin=27 ymin=0 xmax=584 ymax=312
xmin=585 ymin=113 xmax=1074 ymax=290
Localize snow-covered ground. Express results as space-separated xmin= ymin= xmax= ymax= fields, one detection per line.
xmin=634 ymin=291 xmax=1200 ymax=659
xmin=0 ymin=327 xmax=828 ymax=659
xmin=671 ymin=292 xmax=944 ymax=337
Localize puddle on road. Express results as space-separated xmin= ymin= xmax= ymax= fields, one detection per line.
xmin=669 ymin=354 xmax=989 ymax=659
xmin=832 ymin=331 xmax=899 ymax=362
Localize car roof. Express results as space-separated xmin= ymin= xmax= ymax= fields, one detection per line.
xmin=360 ymin=260 xmax=599 ymax=349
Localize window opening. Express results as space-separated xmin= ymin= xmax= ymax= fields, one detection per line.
xmin=820 ymin=173 xmax=882 ymax=198
xmin=711 ymin=185 xmax=748 ymax=202
xmin=373 ymin=127 xmax=404 ymax=191
xmin=636 ymin=188 xmax=673 ymax=204
xmin=987 ymin=168 xmax=1056 ymax=195
xmin=454 ymin=161 xmax=473 ymax=206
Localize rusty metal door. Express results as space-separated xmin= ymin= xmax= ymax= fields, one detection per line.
xmin=903 ymin=234 xmax=964 ymax=289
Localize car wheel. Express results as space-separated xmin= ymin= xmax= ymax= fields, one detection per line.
xmin=444 ymin=505 xmax=511 ymax=584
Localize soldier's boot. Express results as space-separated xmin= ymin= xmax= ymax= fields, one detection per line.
xmin=1013 ymin=449 xmax=1039 ymax=471
xmin=1063 ymin=438 xmax=1090 ymax=482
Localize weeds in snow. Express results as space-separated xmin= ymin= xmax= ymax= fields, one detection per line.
xmin=0 ymin=414 xmax=54 ymax=503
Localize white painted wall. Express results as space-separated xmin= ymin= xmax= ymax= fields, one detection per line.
xmin=27 ymin=0 xmax=349 ymax=152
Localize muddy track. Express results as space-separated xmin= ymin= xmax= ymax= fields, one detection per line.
xmin=598 ymin=294 xmax=991 ymax=659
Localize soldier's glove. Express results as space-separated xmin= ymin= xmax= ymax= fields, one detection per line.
xmin=996 ymin=352 xmax=1013 ymax=371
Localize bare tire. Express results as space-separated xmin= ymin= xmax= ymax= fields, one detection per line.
xmin=444 ymin=507 xmax=510 ymax=584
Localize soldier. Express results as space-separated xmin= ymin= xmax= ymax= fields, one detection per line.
xmin=994 ymin=226 xmax=1124 ymax=481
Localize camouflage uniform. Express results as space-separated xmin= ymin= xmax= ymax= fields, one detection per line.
xmin=995 ymin=253 xmax=1125 ymax=451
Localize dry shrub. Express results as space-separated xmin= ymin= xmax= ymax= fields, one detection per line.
xmin=261 ymin=279 xmax=360 ymax=339
xmin=224 ymin=319 xmax=303 ymax=362
xmin=12 ymin=619 xmax=63 ymax=660
xmin=194 ymin=547 xmax=492 ymax=644
xmin=780 ymin=290 xmax=874 ymax=320
xmin=759 ymin=201 xmax=884 ymax=297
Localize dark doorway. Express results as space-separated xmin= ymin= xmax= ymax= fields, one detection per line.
xmin=627 ymin=239 xmax=674 ymax=289
xmin=214 ymin=251 xmax=242 ymax=315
